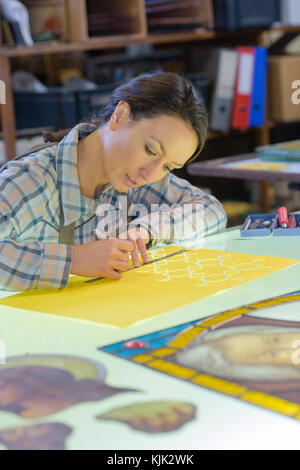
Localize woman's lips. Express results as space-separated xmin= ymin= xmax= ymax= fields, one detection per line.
xmin=125 ymin=173 xmax=138 ymax=187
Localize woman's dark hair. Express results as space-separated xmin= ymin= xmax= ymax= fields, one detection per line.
xmin=43 ymin=71 xmax=208 ymax=164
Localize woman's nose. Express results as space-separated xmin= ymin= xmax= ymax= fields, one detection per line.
xmin=139 ymin=161 xmax=161 ymax=183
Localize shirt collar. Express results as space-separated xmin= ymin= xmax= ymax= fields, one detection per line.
xmin=56 ymin=122 xmax=113 ymax=226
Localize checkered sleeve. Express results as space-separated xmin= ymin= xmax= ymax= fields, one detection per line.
xmin=0 ymin=164 xmax=73 ymax=291
xmin=127 ymin=172 xmax=227 ymax=248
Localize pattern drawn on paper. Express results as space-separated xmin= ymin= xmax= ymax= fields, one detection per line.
xmin=0 ymin=246 xmax=297 ymax=328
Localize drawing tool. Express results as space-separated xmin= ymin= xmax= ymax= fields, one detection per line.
xmin=244 ymin=218 xmax=251 ymax=230
xmin=278 ymin=207 xmax=289 ymax=228
xmin=85 ymin=247 xmax=189 ymax=283
xmin=289 ymin=215 xmax=297 ymax=228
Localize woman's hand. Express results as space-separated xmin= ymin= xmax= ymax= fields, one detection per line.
xmin=119 ymin=225 xmax=150 ymax=267
xmin=70 ymin=227 xmax=151 ymax=281
xmin=70 ymin=239 xmax=135 ymax=280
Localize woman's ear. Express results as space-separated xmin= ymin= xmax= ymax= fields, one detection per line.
xmin=109 ymin=101 xmax=131 ymax=130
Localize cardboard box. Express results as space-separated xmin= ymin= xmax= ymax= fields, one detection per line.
xmin=268 ymin=55 xmax=300 ymax=122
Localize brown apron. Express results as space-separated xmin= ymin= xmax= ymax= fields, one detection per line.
xmin=10 ymin=142 xmax=75 ymax=245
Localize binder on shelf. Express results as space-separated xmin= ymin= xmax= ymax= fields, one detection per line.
xmin=280 ymin=0 xmax=300 ymax=26
xmin=210 ymin=48 xmax=239 ymax=131
xmin=249 ymin=47 xmax=268 ymax=128
xmin=231 ymin=46 xmax=255 ymax=130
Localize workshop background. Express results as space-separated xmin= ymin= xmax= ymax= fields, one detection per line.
xmin=1 ymin=0 xmax=300 ymax=226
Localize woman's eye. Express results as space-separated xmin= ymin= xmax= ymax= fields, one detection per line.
xmin=145 ymin=144 xmax=156 ymax=157
xmin=145 ymin=144 xmax=171 ymax=172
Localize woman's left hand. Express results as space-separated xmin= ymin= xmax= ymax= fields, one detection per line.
xmin=119 ymin=226 xmax=150 ymax=268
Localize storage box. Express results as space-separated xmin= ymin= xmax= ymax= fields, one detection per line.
xmin=213 ymin=0 xmax=280 ymax=30
xmin=268 ymin=56 xmax=300 ymax=123
xmin=14 ymin=88 xmax=77 ymax=130
xmin=185 ymin=73 xmax=211 ymax=108
xmin=273 ymin=214 xmax=300 ymax=236
xmin=75 ymin=83 xmax=117 ymax=121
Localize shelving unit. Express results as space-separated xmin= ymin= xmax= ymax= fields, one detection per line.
xmin=22 ymin=0 xmax=68 ymax=41
xmin=66 ymin=0 xmax=147 ymax=43
xmin=0 ymin=0 xmax=300 ymax=166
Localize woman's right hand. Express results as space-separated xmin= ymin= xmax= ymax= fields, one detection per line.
xmin=70 ymin=239 xmax=135 ymax=280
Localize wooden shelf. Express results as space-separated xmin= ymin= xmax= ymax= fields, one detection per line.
xmin=269 ymin=24 xmax=300 ymax=33
xmin=0 ymin=29 xmax=221 ymax=58
xmin=1 ymin=22 xmax=300 ymax=58
xmin=207 ymin=120 xmax=292 ymax=139
xmin=1 ymin=3 xmax=298 ymax=163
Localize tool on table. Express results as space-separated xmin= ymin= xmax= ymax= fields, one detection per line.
xmin=244 ymin=218 xmax=252 ymax=231
xmin=289 ymin=215 xmax=297 ymax=228
xmin=263 ymin=220 xmax=271 ymax=228
xmin=251 ymin=219 xmax=271 ymax=229
xmin=278 ymin=207 xmax=289 ymax=228
xmin=241 ymin=211 xmax=300 ymax=237
xmin=85 ymin=247 xmax=189 ymax=283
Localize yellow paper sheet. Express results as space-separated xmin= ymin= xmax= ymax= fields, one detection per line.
xmin=236 ymin=162 xmax=288 ymax=171
xmin=0 ymin=247 xmax=298 ymax=327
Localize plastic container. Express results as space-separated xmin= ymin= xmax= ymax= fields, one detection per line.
xmin=240 ymin=214 xmax=277 ymax=237
xmin=75 ymin=83 xmax=118 ymax=121
xmin=185 ymin=73 xmax=211 ymax=107
xmin=273 ymin=214 xmax=300 ymax=236
xmin=14 ymin=87 xmax=77 ymax=130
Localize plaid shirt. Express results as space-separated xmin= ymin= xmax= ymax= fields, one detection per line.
xmin=0 ymin=123 xmax=227 ymax=291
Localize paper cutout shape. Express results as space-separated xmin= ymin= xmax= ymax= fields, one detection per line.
xmin=0 ymin=423 xmax=72 ymax=450
xmin=96 ymin=401 xmax=196 ymax=433
xmin=0 ymin=355 xmax=136 ymax=418
xmin=0 ymin=247 xmax=298 ymax=327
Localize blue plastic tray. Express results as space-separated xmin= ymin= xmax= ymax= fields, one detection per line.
xmin=273 ymin=214 xmax=300 ymax=236
xmin=240 ymin=214 xmax=277 ymax=237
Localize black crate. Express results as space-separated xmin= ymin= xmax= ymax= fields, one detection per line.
xmin=213 ymin=0 xmax=280 ymax=30
xmin=75 ymin=83 xmax=119 ymax=122
xmin=185 ymin=73 xmax=211 ymax=108
xmin=14 ymin=87 xmax=77 ymax=131
xmin=75 ymin=76 xmax=210 ymax=123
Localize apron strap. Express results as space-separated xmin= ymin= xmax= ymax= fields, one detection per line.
xmin=11 ymin=142 xmax=76 ymax=246
xmin=59 ymin=202 xmax=75 ymax=245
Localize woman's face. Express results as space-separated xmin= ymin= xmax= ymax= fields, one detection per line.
xmin=99 ymin=101 xmax=199 ymax=192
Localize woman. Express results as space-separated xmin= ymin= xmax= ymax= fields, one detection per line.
xmin=0 ymin=72 xmax=227 ymax=291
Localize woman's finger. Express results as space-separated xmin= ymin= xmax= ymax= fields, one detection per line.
xmin=130 ymin=239 xmax=140 ymax=267
xmin=136 ymin=236 xmax=149 ymax=264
